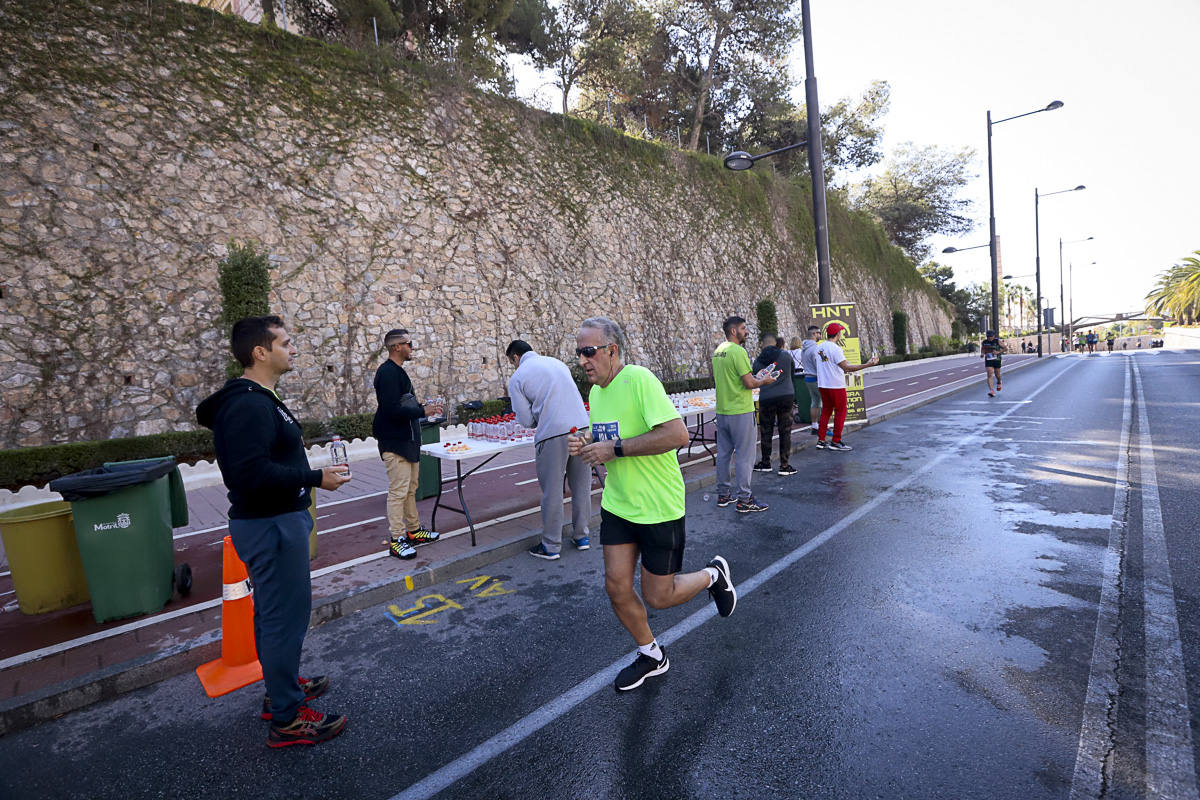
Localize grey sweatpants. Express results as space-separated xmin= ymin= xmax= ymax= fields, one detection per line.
xmin=535 ymin=436 xmax=592 ymax=553
xmin=716 ymin=411 xmax=756 ymax=500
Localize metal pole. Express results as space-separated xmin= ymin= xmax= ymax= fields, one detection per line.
xmin=1069 ymin=260 xmax=1074 ymax=348
xmin=1034 ymin=188 xmax=1043 ymax=357
xmin=1059 ymin=237 xmax=1067 ymax=350
xmin=986 ymin=110 xmax=999 ymax=333
xmin=373 ymin=17 xmax=378 ymax=46
xmin=801 ymin=0 xmax=831 ymax=304
xmin=281 ymin=0 xmax=287 ymax=31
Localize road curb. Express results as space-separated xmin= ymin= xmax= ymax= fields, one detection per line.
xmin=0 ymin=355 xmax=1052 ymax=736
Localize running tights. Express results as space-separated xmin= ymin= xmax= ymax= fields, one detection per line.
xmin=818 ymin=387 xmax=848 ymax=443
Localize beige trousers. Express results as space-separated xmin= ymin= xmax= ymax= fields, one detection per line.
xmin=382 ymin=452 xmax=420 ymax=536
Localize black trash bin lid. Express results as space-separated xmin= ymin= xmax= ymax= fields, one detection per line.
xmin=49 ymin=458 xmax=176 ymax=502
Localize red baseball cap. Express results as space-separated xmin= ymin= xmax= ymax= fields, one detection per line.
xmin=826 ymin=322 xmax=846 ymax=338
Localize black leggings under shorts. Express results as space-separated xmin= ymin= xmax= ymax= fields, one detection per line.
xmin=599 ymin=507 xmax=685 ymax=576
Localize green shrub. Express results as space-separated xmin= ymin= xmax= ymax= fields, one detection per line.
xmin=892 ymin=310 xmax=908 ymax=355
xmin=328 ymin=413 xmax=373 ymax=441
xmin=218 ymin=241 xmax=272 ymax=379
xmin=0 ymin=430 xmax=216 ymax=491
xmin=662 ymin=376 xmax=715 ymax=395
xmin=455 ymin=399 xmax=510 ymax=421
xmin=928 ymin=334 xmax=951 ymax=353
xmin=755 ymin=299 xmax=778 ymax=341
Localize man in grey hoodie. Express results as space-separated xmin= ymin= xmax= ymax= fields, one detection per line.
xmin=506 ymin=340 xmax=593 ymax=560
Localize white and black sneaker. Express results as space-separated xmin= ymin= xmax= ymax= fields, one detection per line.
xmin=752 ymin=461 xmax=773 ymax=472
xmin=815 ymin=440 xmax=828 ymax=450
xmin=777 ymin=464 xmax=798 ymax=476
xmin=827 ymin=441 xmax=853 ymax=452
xmin=706 ymin=556 xmax=737 ymax=617
xmin=614 ymin=649 xmax=670 ymax=691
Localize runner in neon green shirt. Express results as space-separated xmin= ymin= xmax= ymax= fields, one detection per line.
xmin=570 ymin=316 xmax=738 ymax=692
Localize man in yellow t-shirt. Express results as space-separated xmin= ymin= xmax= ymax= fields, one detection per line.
xmin=712 ymin=315 xmax=776 ymax=512
xmin=570 ymin=316 xmax=737 ymax=692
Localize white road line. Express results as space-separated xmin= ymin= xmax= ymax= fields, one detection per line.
xmin=906 ymin=381 xmax=919 ymax=386
xmin=880 ymin=388 xmax=894 ymax=393
xmin=1070 ymin=358 xmax=1131 ymax=800
xmin=388 ymin=357 xmax=1084 ymax=800
xmin=514 ymin=478 xmax=539 ymax=486
xmin=1134 ymin=359 xmax=1199 ymax=798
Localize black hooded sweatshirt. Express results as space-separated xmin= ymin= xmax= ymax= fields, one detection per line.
xmin=196 ymin=378 xmax=322 ymax=519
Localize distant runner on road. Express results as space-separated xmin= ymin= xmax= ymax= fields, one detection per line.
xmin=981 ymin=330 xmax=1004 ymax=397
xmin=569 ymin=316 xmax=737 ymax=692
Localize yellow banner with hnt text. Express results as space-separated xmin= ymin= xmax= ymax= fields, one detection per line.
xmin=810 ymin=302 xmax=867 ymax=423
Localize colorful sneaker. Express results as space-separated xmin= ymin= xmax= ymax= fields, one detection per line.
xmin=614 ymin=649 xmax=670 ymax=691
xmin=572 ymin=536 xmax=590 ymax=551
xmin=736 ymin=497 xmax=769 ymax=513
xmin=815 ymin=440 xmax=828 ymax=450
xmin=706 ymin=556 xmax=737 ymax=618
xmin=996 ymin=382 xmax=1002 ymax=392
xmin=752 ymin=461 xmax=773 ymax=472
xmin=267 ymin=705 xmax=347 ymax=748
xmin=405 ymin=527 xmax=440 ymax=543
xmin=388 ymin=538 xmax=416 ymax=559
xmin=716 ymin=495 xmax=734 ymax=507
xmin=777 ymin=464 xmax=798 ymax=476
xmin=261 ymin=675 xmax=330 ymax=720
xmin=528 ymin=543 xmax=560 ymax=560
xmin=828 ymin=441 xmax=853 ymax=452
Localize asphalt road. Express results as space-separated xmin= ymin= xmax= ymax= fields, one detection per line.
xmin=3 ymin=349 xmax=1195 ymax=800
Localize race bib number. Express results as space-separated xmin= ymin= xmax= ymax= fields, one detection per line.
xmin=591 ymin=421 xmax=620 ymax=441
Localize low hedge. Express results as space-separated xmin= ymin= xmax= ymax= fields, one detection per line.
xmin=0 ymin=430 xmax=218 ymax=491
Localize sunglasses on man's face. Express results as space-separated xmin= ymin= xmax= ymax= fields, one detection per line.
xmin=575 ymin=344 xmax=612 ymax=358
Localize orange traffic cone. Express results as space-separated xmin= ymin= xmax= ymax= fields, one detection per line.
xmin=196 ymin=536 xmax=263 ymax=698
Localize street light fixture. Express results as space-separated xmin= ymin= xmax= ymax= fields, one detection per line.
xmin=723 ymin=0 xmax=831 ymax=304
xmin=942 ymin=243 xmax=989 ymax=254
xmin=1034 ymin=184 xmax=1086 ymax=358
xmin=986 ymin=100 xmax=1064 ymax=334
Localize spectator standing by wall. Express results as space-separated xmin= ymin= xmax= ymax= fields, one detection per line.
xmin=712 ymin=316 xmax=776 ymax=512
xmin=798 ymin=325 xmax=823 ymax=437
xmin=814 ymin=323 xmax=878 ymax=452
xmin=752 ymin=334 xmax=797 ymax=476
xmin=505 ymin=339 xmax=593 ymax=561
xmin=373 ymin=328 xmax=443 ymax=560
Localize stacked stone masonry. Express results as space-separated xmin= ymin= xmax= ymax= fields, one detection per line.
xmin=0 ymin=0 xmax=951 ymax=448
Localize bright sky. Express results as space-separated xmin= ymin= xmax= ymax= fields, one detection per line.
xmin=511 ymin=0 xmax=1200 ymax=321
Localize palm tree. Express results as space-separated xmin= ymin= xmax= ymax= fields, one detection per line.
xmin=1146 ymin=251 xmax=1200 ymax=325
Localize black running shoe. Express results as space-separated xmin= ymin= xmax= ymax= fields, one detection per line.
xmin=614 ymin=650 xmax=670 ymax=691
xmin=809 ymin=428 xmax=819 ymax=435
xmin=261 ymin=675 xmax=330 ymax=720
xmin=777 ymin=464 xmax=797 ymax=476
xmin=752 ymin=461 xmax=773 ymax=472
xmin=267 ymin=706 xmax=347 ymax=748
xmin=827 ymin=441 xmax=853 ymax=452
xmin=706 ymin=556 xmax=737 ymax=617
xmin=815 ymin=440 xmax=828 ymax=450
xmin=736 ymin=497 xmax=769 ymax=513
xmin=716 ymin=494 xmax=734 ymax=507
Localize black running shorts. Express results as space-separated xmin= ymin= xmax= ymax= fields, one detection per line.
xmin=599 ymin=507 xmax=685 ymax=576
xmin=985 ymin=358 xmax=1001 ymax=370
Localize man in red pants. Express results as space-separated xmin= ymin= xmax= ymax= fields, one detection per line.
xmin=814 ymin=323 xmax=878 ymax=452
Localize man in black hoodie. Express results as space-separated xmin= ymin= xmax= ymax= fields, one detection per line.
xmin=197 ymin=315 xmax=351 ymax=748
xmin=752 ymin=334 xmax=797 ymax=475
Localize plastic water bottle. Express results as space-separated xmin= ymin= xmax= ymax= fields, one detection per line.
xmin=329 ymin=435 xmax=350 ymax=477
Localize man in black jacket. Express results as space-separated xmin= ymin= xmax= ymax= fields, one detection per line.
xmin=373 ymin=328 xmax=444 ymax=559
xmin=197 ymin=315 xmax=351 ymax=748
xmin=752 ymin=334 xmax=797 ymax=475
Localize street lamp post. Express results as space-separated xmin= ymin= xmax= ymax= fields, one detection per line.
xmin=724 ymin=0 xmax=830 ymax=303
xmin=1033 ymin=185 xmax=1085 ymax=357
xmin=986 ymin=100 xmax=1064 ymax=334
xmin=1059 ymin=236 xmax=1094 ymax=348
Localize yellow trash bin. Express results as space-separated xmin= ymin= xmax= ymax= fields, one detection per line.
xmin=0 ymin=501 xmax=90 ymax=614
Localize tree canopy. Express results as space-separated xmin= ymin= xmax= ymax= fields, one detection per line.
xmin=1145 ymin=251 xmax=1200 ymax=325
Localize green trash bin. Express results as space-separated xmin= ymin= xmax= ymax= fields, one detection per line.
xmin=792 ymin=377 xmax=811 ymax=424
xmin=0 ymin=501 xmax=90 ymax=614
xmin=49 ymin=457 xmax=191 ymax=624
xmin=416 ymin=418 xmax=443 ymax=501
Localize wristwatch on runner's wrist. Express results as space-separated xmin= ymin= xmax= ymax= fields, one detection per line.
xmin=613 ymin=438 xmax=624 ymax=457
